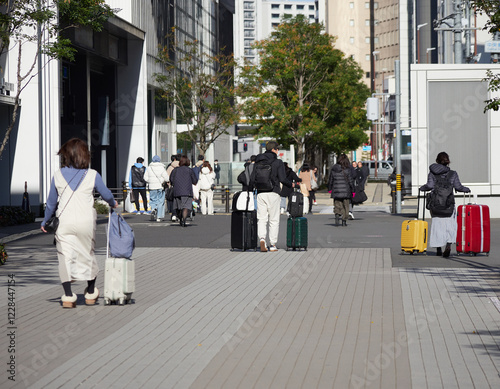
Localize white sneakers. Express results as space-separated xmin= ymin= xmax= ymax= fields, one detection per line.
xmin=260 ymin=239 xmax=278 ymax=252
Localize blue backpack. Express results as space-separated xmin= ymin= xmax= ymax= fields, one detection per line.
xmin=108 ymin=210 xmax=135 ymax=258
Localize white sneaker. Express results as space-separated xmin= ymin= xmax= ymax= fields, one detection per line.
xmin=260 ymin=239 xmax=268 ymax=252
xmin=349 ymin=212 xmax=355 ymax=220
xmin=280 ymin=208 xmax=286 ymax=214
xmin=269 ymin=245 xmax=278 ymax=252
xmin=171 ymin=215 xmax=177 ymax=222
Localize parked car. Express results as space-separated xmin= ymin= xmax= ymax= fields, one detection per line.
xmin=361 ymin=160 xmax=394 ymax=179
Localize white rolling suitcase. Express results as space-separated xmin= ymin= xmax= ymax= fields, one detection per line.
xmin=104 ymin=258 xmax=135 ymax=305
xmin=104 ymin=210 xmax=135 ymax=305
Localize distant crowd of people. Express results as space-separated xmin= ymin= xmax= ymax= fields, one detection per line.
xmin=128 ymin=153 xmax=219 ymax=225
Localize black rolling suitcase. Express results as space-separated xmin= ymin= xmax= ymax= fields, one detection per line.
xmin=288 ymin=187 xmax=304 ymax=217
xmin=231 ymin=211 xmax=257 ymax=251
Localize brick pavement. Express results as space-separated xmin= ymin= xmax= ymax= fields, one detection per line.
xmin=1 ymin=242 xmax=499 ymax=388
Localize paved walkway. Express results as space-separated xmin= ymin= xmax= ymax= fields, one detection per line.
xmin=1 ymin=182 xmax=499 ymax=388
xmin=1 ymin=242 xmax=499 ymax=388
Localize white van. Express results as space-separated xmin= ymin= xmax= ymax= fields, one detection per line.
xmin=361 ymin=160 xmax=393 ymax=179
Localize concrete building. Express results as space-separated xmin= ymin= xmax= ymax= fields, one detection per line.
xmin=0 ymin=0 xmax=234 ymax=212
xmin=235 ymin=0 xmax=324 ymax=66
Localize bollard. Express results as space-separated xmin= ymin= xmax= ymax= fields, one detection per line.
xmin=391 ymin=187 xmax=396 ymax=214
xmin=122 ymin=181 xmax=128 ymax=213
xmin=225 ymin=189 xmax=230 ymax=213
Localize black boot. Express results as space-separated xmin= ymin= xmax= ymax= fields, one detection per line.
xmin=443 ymin=243 xmax=451 ymax=258
xmin=335 ymin=214 xmax=340 ymax=226
xmin=436 ymin=247 xmax=442 ymax=256
xmin=342 ymin=220 xmax=347 ymax=227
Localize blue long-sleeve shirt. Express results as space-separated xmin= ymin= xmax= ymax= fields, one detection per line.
xmin=42 ymin=167 xmax=116 ymax=227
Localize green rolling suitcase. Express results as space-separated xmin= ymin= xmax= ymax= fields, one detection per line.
xmin=287 ymin=216 xmax=308 ymax=251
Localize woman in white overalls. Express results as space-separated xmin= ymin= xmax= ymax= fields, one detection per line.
xmin=41 ymin=138 xmax=117 ymax=308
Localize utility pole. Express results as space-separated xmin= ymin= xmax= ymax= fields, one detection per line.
xmin=454 ymin=0 xmax=463 ymax=63
xmin=395 ymin=60 xmax=402 ymax=213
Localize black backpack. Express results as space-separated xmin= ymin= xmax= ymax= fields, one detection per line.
xmin=426 ymin=171 xmax=455 ymax=217
xmin=253 ymin=160 xmax=274 ymax=191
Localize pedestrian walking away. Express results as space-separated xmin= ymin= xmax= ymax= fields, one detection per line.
xmin=129 ymin=157 xmax=149 ymax=214
xmin=166 ymin=154 xmax=180 ymax=221
xmin=144 ymin=155 xmax=169 ymax=222
xmin=280 ymin=162 xmax=301 ymax=214
xmin=419 ymin=151 xmax=470 ymax=257
xmin=199 ymin=161 xmax=216 ymax=215
xmin=214 ymin=159 xmax=221 ymax=185
xmin=41 ymin=138 xmax=118 ymax=308
xmin=328 ymin=154 xmax=354 ymax=227
xmin=253 ymin=140 xmax=294 ymax=252
xmin=298 ymin=163 xmax=314 ymax=214
xmin=169 ymin=155 xmax=198 ymax=227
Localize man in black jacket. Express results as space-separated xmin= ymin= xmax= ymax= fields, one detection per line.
xmin=254 ymin=141 xmax=293 ymax=252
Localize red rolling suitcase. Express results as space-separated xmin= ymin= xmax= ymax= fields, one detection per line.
xmin=456 ymin=196 xmax=490 ymax=256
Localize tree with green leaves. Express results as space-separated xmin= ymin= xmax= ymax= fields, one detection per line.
xmin=0 ymin=0 xmax=114 ymax=158
xmin=155 ymin=37 xmax=240 ymax=157
xmin=238 ymin=15 xmax=370 ymax=165
xmin=470 ymin=0 xmax=500 ymax=111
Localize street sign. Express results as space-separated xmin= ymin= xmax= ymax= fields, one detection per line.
xmin=485 ymin=41 xmax=500 ymax=53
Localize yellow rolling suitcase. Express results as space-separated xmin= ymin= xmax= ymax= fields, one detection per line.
xmin=401 ymin=190 xmax=428 ymax=254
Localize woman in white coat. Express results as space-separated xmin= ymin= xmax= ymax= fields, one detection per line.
xmin=144 ymin=155 xmax=169 ymax=221
xmin=198 ymin=161 xmax=216 ymax=215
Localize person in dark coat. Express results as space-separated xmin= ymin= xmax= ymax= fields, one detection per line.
xmin=328 ymin=154 xmax=354 ymax=226
xmin=419 ymin=151 xmax=470 ymax=257
xmin=280 ymin=162 xmax=301 ymax=214
xmin=169 ymin=155 xmax=198 ymax=227
xmin=129 ymin=157 xmax=148 ymax=214
xmin=214 ymin=159 xmax=221 ymax=185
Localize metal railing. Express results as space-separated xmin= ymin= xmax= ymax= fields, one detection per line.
xmin=98 ymin=183 xmax=244 ymax=214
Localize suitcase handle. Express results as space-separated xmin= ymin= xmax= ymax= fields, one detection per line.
xmin=417 ymin=189 xmax=426 ymax=221
xmin=462 ymin=191 xmax=472 ymax=205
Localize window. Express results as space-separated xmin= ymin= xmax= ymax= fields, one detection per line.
xmin=350 ymin=19 xmax=354 ymax=26
xmin=365 ymin=2 xmax=369 ymax=8
xmin=365 ymin=37 xmax=370 ymax=44
xmin=309 ymin=14 xmax=315 ymax=19
xmin=244 ymin=11 xmax=254 ymax=19
xmin=272 ymin=23 xmax=279 ymax=27
xmin=297 ymin=5 xmax=304 ymax=10
xmin=350 ymin=2 xmax=354 ymax=9
xmin=244 ymin=39 xmax=253 ymax=47
xmin=350 ymin=37 xmax=355 ymax=44
xmin=244 ymin=2 xmax=254 ymax=10
xmin=309 ymin=5 xmax=314 ymax=10
xmin=365 ymin=54 xmax=370 ymax=61
xmin=365 ymin=19 xmax=370 ymax=26
xmin=272 ymin=13 xmax=279 ymax=18
xmin=244 ymin=30 xmax=255 ymax=37
xmin=271 ymin=4 xmax=280 ymax=9
xmin=284 ymin=4 xmax=292 ymax=9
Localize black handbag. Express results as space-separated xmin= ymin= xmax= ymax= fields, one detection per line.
xmin=44 ymin=213 xmax=59 ymax=233
xmin=165 ymin=186 xmax=174 ymax=201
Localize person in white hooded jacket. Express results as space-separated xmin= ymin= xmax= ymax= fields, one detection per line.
xmin=144 ymin=155 xmax=169 ymax=221
xmin=198 ymin=161 xmax=216 ymax=215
